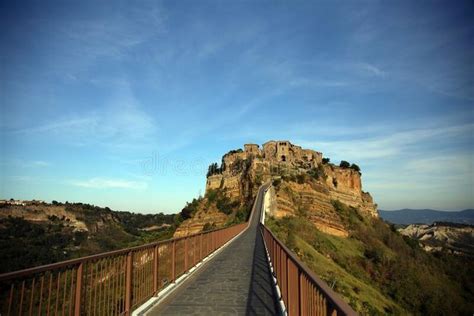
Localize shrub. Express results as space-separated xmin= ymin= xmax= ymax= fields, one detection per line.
xmin=202 ymin=222 xmax=215 ymax=232
xmin=322 ymin=158 xmax=330 ymax=164
xmin=350 ymin=163 xmax=361 ymax=172
xmin=296 ymin=173 xmax=306 ymax=184
xmin=339 ymin=160 xmax=350 ymax=168
xmin=308 ymin=165 xmax=326 ymax=180
xmin=206 ymin=189 xmax=218 ymax=203
xmin=216 ymin=195 xmax=239 ymax=215
xmin=180 ymin=198 xmax=201 ymax=220
xmin=206 ymin=162 xmax=222 ymax=177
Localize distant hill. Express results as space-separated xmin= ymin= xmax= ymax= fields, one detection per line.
xmin=398 ymin=222 xmax=474 ymax=256
xmin=0 ymin=201 xmax=177 ymax=273
xmin=379 ymin=209 xmax=474 ymax=225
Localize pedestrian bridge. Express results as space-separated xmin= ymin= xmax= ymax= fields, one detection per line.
xmin=0 ymin=184 xmax=356 ymax=316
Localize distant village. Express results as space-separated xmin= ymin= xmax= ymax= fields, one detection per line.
xmin=0 ymin=199 xmax=46 ymax=206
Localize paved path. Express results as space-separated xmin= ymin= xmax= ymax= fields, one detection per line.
xmin=146 ymin=184 xmax=280 ymax=315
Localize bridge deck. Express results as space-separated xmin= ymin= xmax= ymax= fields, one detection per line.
xmin=146 ymin=186 xmax=280 ymax=315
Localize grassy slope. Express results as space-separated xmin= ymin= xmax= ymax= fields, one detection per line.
xmin=266 ymin=201 xmax=474 ymax=315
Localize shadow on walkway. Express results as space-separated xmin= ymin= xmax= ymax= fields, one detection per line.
xmin=245 ymin=227 xmax=281 ymax=315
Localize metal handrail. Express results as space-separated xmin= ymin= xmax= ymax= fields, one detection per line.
xmin=0 ymin=223 xmax=241 ymax=282
xmin=260 ymin=223 xmax=357 ymax=316
xmin=0 ymin=221 xmax=247 ymax=315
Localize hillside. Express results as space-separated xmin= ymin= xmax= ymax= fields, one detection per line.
xmin=0 ymin=201 xmax=176 ymax=273
xmin=177 ymin=140 xmax=474 ymax=315
xmin=379 ymin=209 xmax=474 ymax=225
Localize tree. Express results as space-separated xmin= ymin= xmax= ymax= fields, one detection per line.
xmin=350 ymin=163 xmax=361 ymax=172
xmin=339 ymin=160 xmax=350 ymax=168
xmin=322 ymin=158 xmax=330 ymax=164
xmin=207 ymin=162 xmax=222 ymax=177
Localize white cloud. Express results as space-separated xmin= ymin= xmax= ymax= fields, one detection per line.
xmin=8 ymin=80 xmax=157 ymax=150
xmin=299 ymin=123 xmax=473 ymax=160
xmin=31 ymin=161 xmax=50 ymax=167
xmin=71 ymin=177 xmax=147 ymax=190
xmin=356 ymin=62 xmax=386 ymax=77
xmin=0 ymin=159 xmax=51 ymax=168
xmin=289 ymin=78 xmax=348 ymax=88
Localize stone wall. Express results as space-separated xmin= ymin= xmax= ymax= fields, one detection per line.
xmin=206 ymin=175 xmax=223 ymax=191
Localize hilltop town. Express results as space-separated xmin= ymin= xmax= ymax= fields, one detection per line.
xmin=175 ymin=140 xmax=378 ymax=237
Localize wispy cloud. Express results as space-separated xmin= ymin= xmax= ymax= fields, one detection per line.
xmin=7 ymin=80 xmax=157 ymax=149
xmin=289 ymin=78 xmax=349 ymax=88
xmin=70 ymin=177 xmax=148 ymax=190
xmin=10 ymin=117 xmax=97 ymax=135
xmin=31 ymin=161 xmax=50 ymax=167
xmin=59 ymin=3 xmax=167 ymax=65
xmin=1 ymin=159 xmax=51 ymax=168
xmin=356 ymin=63 xmax=386 ymax=77
xmin=299 ymin=123 xmax=473 ymax=160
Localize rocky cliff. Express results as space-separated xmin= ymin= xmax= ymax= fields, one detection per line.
xmin=177 ymin=140 xmax=378 ymax=237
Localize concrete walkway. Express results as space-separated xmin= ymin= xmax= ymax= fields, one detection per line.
xmin=146 ymin=184 xmax=280 ymax=315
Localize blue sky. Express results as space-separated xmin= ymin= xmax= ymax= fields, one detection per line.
xmin=1 ymin=0 xmax=473 ymax=213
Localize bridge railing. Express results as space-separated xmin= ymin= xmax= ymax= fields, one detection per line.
xmin=260 ymin=224 xmax=357 ymax=316
xmin=0 ymin=222 xmax=247 ymax=316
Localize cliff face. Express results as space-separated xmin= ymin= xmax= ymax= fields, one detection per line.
xmin=323 ymin=165 xmax=377 ymax=217
xmin=0 ymin=204 xmax=90 ymax=232
xmin=186 ymin=140 xmax=378 ymax=237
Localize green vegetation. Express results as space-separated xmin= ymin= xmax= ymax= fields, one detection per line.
xmin=272 ymin=178 xmax=281 ymax=187
xmin=339 ymin=160 xmax=351 ymax=168
xmin=179 ymin=197 xmax=203 ymax=220
xmin=266 ymin=201 xmax=474 ymax=315
xmin=339 ymin=160 xmax=361 ymax=173
xmin=0 ymin=217 xmax=76 ymax=273
xmin=225 ymin=148 xmax=243 ymax=155
xmin=202 ymin=222 xmax=216 ymax=231
xmin=322 ymin=157 xmax=330 ymax=164
xmin=206 ymin=162 xmax=223 ymax=177
xmin=206 ymin=189 xmax=240 ymax=215
xmin=226 ymin=204 xmax=253 ymax=226
xmin=350 ymin=163 xmax=360 ymax=172
xmin=307 ymin=164 xmax=326 ymax=180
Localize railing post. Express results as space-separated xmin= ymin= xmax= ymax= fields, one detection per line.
xmin=212 ymin=233 xmax=215 ymax=251
xmin=74 ymin=263 xmax=83 ymax=316
xmin=190 ymin=236 xmax=194 ymax=266
xmin=200 ymin=233 xmax=203 ymax=261
xmin=286 ymin=256 xmax=290 ymax=311
xmin=171 ymin=240 xmax=176 ymax=283
xmin=184 ymin=237 xmax=188 ymax=272
xmin=328 ymin=304 xmax=337 ymax=316
xmin=125 ymin=252 xmax=133 ymax=316
xmin=153 ymin=245 xmax=159 ymax=294
xmin=299 ymin=271 xmax=304 ymax=315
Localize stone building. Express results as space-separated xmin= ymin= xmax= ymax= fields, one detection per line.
xmin=261 ymin=140 xmax=322 ymax=165
xmin=244 ymin=144 xmax=260 ymax=155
